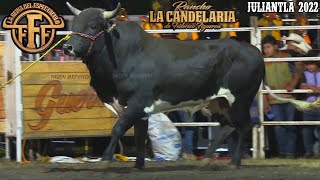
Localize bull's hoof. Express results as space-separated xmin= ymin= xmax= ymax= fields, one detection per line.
xmin=101 ymin=154 xmax=113 ymax=161
xmin=131 ymin=165 xmax=144 ymax=172
xmin=200 ymin=158 xmax=211 ymax=167
xmin=227 ymin=162 xmax=241 ymax=169
xmin=98 ymin=160 xmax=111 ymax=168
xmin=228 ymin=164 xmax=240 ymax=169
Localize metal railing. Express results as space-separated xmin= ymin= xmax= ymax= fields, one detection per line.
xmin=255 ymin=25 xmax=320 ymax=159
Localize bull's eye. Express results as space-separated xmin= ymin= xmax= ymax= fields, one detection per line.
xmin=91 ymin=25 xmax=96 ymax=29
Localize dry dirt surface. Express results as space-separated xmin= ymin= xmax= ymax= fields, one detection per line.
xmin=0 ymin=158 xmax=320 ymax=180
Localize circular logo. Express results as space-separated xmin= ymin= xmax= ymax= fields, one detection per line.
xmin=1 ymin=2 xmax=65 ymax=54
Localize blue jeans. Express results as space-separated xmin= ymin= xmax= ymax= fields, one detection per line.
xmin=271 ymin=103 xmax=296 ymax=156
xmin=302 ymin=109 xmax=320 ymax=155
xmin=176 ymin=111 xmax=194 ymax=154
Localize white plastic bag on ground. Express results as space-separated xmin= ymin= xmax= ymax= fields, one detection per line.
xmin=148 ymin=113 xmax=181 ymax=161
xmin=50 ymin=156 xmax=84 ymax=163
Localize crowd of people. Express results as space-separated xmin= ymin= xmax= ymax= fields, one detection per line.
xmin=257 ymin=12 xmax=320 ymax=159
xmin=262 ymin=33 xmax=320 ymax=159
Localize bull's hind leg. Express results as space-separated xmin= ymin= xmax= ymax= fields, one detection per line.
xmin=228 ymin=126 xmax=251 ymax=167
xmin=202 ymin=98 xmax=235 ymax=165
xmin=203 ymin=125 xmax=235 ymax=158
xmin=134 ymin=119 xmax=148 ymax=169
xmin=228 ymin=101 xmax=252 ymax=167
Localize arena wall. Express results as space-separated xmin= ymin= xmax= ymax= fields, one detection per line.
xmin=21 ymin=61 xmax=133 ymax=138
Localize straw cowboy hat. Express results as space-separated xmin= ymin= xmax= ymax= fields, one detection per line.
xmin=290 ymin=41 xmax=312 ymax=54
xmin=280 ymin=33 xmax=311 ymax=53
xmin=285 ymin=33 xmax=305 ymax=43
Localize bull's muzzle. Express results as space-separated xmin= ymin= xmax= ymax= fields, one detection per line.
xmin=63 ymin=44 xmax=75 ymax=56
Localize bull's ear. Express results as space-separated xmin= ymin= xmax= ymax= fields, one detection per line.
xmin=103 ymin=3 xmax=121 ymax=19
xmin=66 ymin=2 xmax=82 ymax=16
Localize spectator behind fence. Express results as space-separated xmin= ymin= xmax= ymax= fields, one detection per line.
xmin=300 ymin=61 xmax=320 ymax=158
xmin=220 ymin=19 xmax=240 ymax=39
xmin=291 ymin=13 xmax=311 ymax=45
xmin=258 ymin=13 xmax=283 ymax=41
xmin=167 ymin=111 xmax=196 ymax=160
xmin=176 ymin=32 xmax=199 ymax=41
xmin=43 ymin=51 xmax=54 ymax=61
xmin=262 ymin=35 xmax=299 ymax=158
xmin=282 ymin=33 xmax=313 ymax=88
xmin=140 ymin=16 xmax=163 ymax=38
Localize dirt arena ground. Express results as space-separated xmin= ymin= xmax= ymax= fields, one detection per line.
xmin=0 ymin=158 xmax=320 ymax=180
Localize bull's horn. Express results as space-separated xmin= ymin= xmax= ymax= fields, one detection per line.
xmin=103 ymin=3 xmax=121 ymax=19
xmin=66 ymin=2 xmax=82 ymax=16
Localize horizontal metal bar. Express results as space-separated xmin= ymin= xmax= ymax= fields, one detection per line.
xmin=57 ymin=31 xmax=72 ymax=35
xmin=61 ymin=15 xmax=320 ymax=23
xmin=54 ymin=14 xmax=320 ymax=23
xmin=259 ymin=25 xmax=320 ymax=31
xmin=261 ymin=89 xmax=314 ymax=93
xmin=282 ymin=19 xmax=319 ymax=22
xmin=264 ymin=57 xmax=320 ymax=62
xmin=175 ymin=121 xmax=320 ymax=126
xmin=146 ymin=27 xmax=254 ymax=33
xmin=55 ymin=25 xmax=317 ymax=36
xmin=262 ymin=121 xmax=320 ymax=126
xmin=51 ymin=141 xmax=75 ymax=144
xmin=173 ymin=122 xmax=221 ymax=127
xmin=57 ymin=28 xmax=254 ymax=36
xmin=196 ymin=147 xmax=228 ymax=152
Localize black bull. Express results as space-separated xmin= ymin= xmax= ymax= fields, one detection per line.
xmin=63 ymin=3 xmax=265 ymax=169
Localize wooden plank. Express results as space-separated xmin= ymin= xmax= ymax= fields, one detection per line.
xmin=24 ymin=118 xmax=118 ymax=132
xmin=0 ymin=102 xmax=5 ymax=111
xmin=0 ymin=111 xmax=5 ymax=119
xmin=0 ymin=65 xmax=4 ymax=73
xmin=21 ymin=62 xmax=88 ymax=73
xmin=22 ymin=84 xmax=94 ymax=97
xmin=21 ymin=73 xmax=91 ymax=85
xmin=23 ymin=107 xmax=116 ymax=120
xmin=22 ymin=96 xmax=105 ymax=109
xmin=24 ymin=130 xmax=113 ymax=138
xmin=0 ymin=56 xmax=3 ymax=62
xmin=0 ymin=76 xmax=4 ymax=83
xmin=0 ymin=121 xmax=5 ymax=133
xmin=24 ymin=128 xmax=134 ymax=139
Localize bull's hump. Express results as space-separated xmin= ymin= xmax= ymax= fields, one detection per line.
xmin=144 ymin=87 xmax=235 ymax=115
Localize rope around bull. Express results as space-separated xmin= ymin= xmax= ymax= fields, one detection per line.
xmin=0 ymin=34 xmax=71 ymax=89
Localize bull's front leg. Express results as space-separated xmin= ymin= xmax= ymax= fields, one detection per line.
xmin=102 ymin=114 xmax=135 ymax=161
xmin=102 ymin=102 xmax=146 ymax=166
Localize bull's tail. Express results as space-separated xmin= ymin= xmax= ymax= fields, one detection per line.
xmin=263 ymin=84 xmax=320 ymax=111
